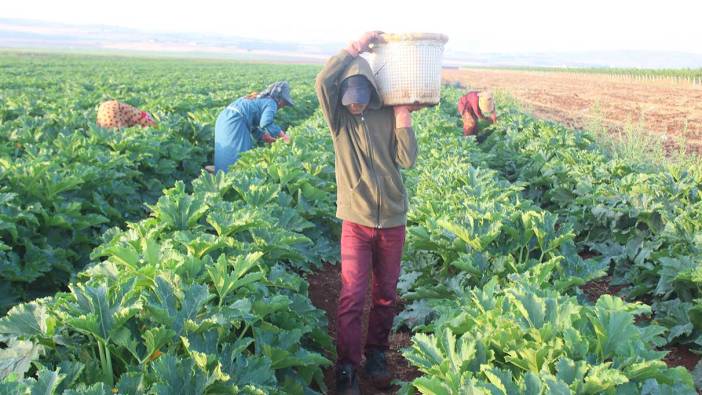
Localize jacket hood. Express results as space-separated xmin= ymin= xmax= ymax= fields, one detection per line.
xmin=340 ymin=56 xmax=383 ymax=110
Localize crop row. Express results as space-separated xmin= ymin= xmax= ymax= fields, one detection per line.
xmin=0 ymin=54 xmax=319 ymax=313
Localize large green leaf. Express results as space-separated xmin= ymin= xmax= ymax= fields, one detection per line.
xmin=150 ymin=355 xmax=208 ymax=395
xmin=30 ymin=368 xmax=64 ymax=395
xmin=0 ymin=302 xmax=53 ymax=339
xmin=0 ymin=340 xmax=43 ymax=380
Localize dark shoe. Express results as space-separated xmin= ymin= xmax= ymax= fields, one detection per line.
xmin=336 ymin=363 xmax=361 ymax=395
xmin=364 ymin=349 xmax=392 ymax=389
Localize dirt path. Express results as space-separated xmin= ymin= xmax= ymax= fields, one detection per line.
xmin=443 ymin=69 xmax=702 ymax=154
xmin=308 ymin=262 xmax=420 ymax=394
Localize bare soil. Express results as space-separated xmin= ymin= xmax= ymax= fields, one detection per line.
xmin=443 ymin=69 xmax=702 ymax=154
xmin=580 ymin=275 xmax=626 ymax=303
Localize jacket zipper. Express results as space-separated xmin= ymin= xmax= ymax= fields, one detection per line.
xmin=361 ymin=113 xmax=382 ymax=228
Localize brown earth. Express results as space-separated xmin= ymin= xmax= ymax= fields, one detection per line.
xmin=664 ymin=345 xmax=701 ymax=373
xmin=443 ymin=69 xmax=702 ymax=154
xmin=580 ymin=275 xmax=626 ymax=303
xmin=308 ymin=262 xmax=421 ymax=395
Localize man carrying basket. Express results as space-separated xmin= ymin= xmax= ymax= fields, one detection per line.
xmin=316 ymin=31 xmax=421 ymax=395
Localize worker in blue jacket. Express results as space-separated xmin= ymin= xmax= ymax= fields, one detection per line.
xmin=214 ymin=81 xmax=293 ymax=172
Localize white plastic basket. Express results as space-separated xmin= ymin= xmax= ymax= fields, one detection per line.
xmin=367 ymin=33 xmax=449 ymax=106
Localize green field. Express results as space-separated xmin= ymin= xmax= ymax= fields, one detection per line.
xmin=1 ymin=53 xmax=702 ymax=394
xmin=0 ymin=53 xmax=319 ymax=311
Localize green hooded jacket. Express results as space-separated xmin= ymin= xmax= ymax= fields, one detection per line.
xmin=315 ymin=50 xmax=418 ymax=228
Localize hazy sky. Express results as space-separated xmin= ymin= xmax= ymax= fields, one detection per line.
xmin=4 ymin=0 xmax=702 ymax=53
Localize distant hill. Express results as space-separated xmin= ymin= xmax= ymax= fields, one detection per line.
xmin=2 ymin=18 xmax=702 ymax=69
xmin=0 ymin=18 xmax=339 ymax=63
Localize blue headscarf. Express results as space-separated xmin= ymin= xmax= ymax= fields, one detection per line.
xmin=257 ymin=81 xmax=294 ymax=106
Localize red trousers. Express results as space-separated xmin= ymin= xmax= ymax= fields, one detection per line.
xmin=462 ymin=111 xmax=479 ymax=136
xmin=336 ymin=220 xmax=406 ymax=367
